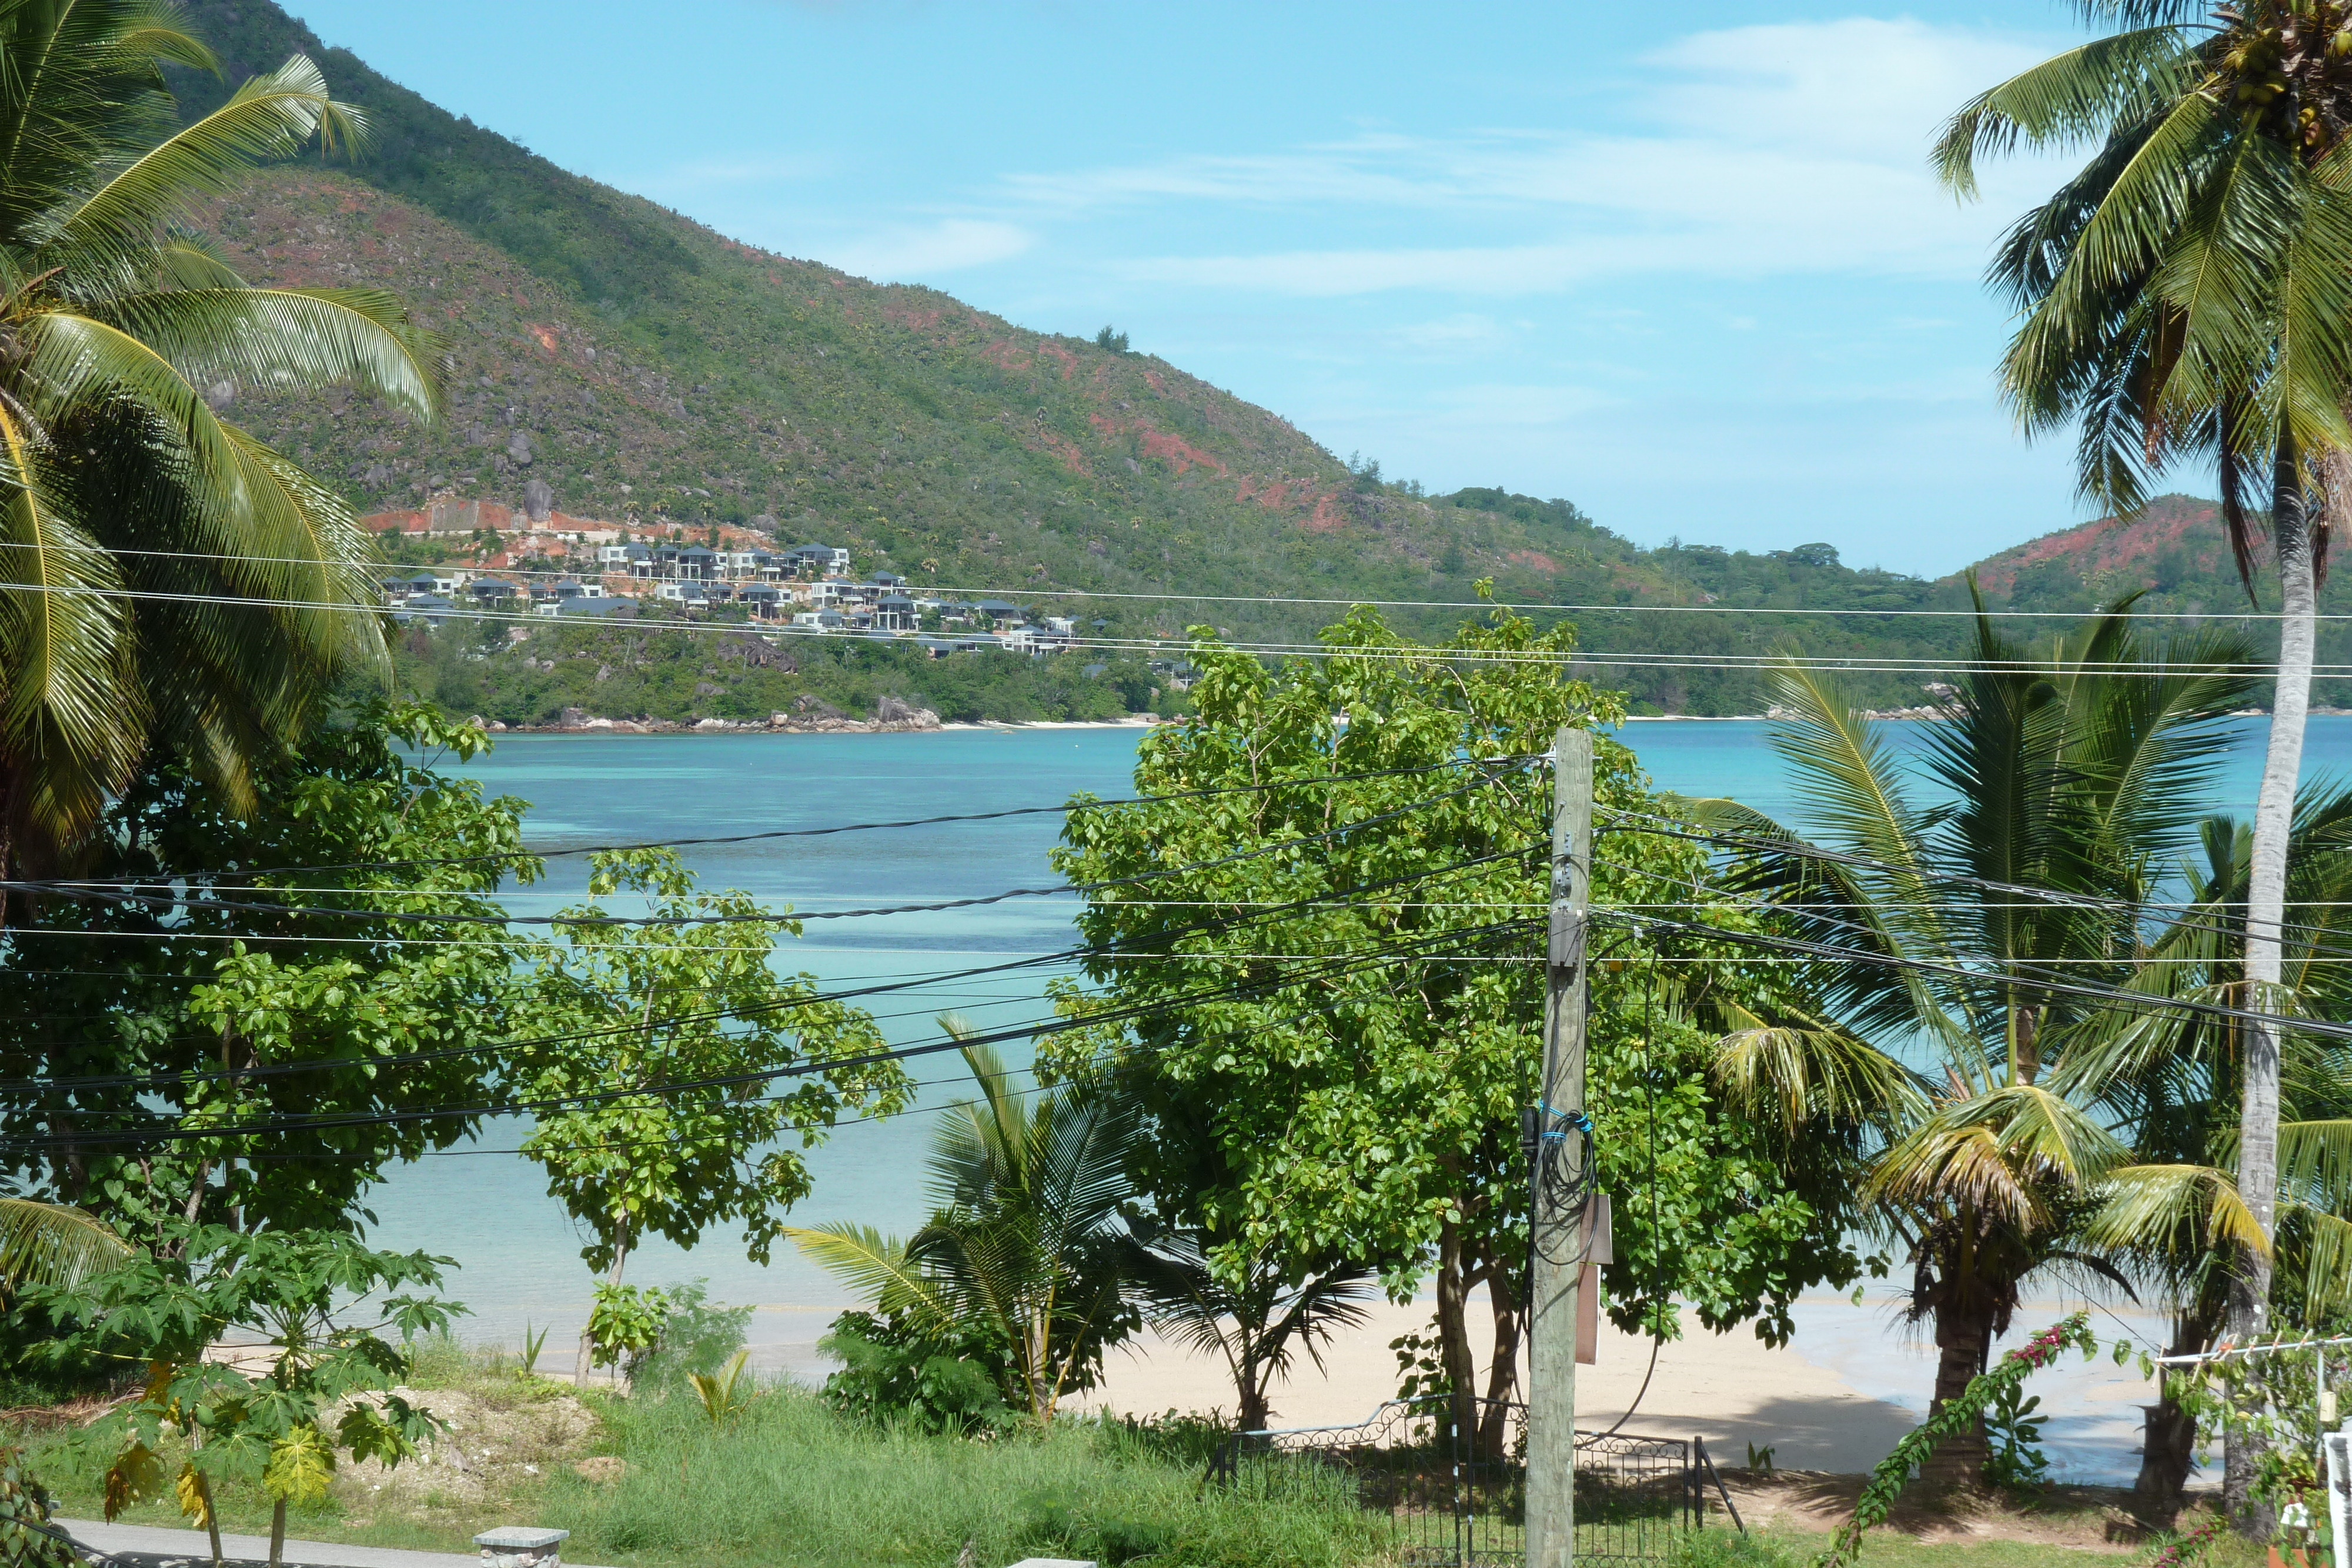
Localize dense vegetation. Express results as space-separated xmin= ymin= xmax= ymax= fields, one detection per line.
xmin=373 ymin=614 xmax=1174 ymax=726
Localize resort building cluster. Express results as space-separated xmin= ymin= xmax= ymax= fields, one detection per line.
xmin=370 ymin=509 xmax=1083 ymax=657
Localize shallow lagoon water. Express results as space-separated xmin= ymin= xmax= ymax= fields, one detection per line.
xmin=364 ymin=716 xmax=2352 ymax=1477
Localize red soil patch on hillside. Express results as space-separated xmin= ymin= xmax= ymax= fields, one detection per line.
xmin=526 ymin=324 xmax=559 ymax=354
xmin=884 ymin=303 xmax=945 ymax=332
xmin=983 ymin=339 xmax=1031 ymax=372
xmin=1037 ymin=342 xmax=1078 ymax=379
xmin=1964 ymin=495 xmax=2230 ymax=597
xmin=1302 ymin=492 xmax=1346 ymax=533
xmin=1508 ymin=550 xmax=1560 ymax=574
xmin=1034 ymin=430 xmax=1092 ymax=477
xmin=1087 ymin=414 xmax=1229 ymax=478
xmin=1144 ymin=371 xmax=1167 ymax=393
xmin=1236 ymin=476 xmax=1311 ymax=511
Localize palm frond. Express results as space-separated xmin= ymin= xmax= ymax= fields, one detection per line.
xmin=47 ymin=55 xmax=364 ymax=281
xmin=1935 ymin=25 xmax=2197 ymax=197
xmin=783 ymin=1222 xmax=948 ymax=1323
xmin=1710 ymin=1012 xmax=1926 ymax=1134
xmin=0 ymin=1197 xmax=131 ymax=1292
xmin=2081 ymin=1163 xmax=2267 ymax=1256
xmin=98 ymin=286 xmax=437 ymax=420
xmin=0 ymin=398 xmax=141 ymax=845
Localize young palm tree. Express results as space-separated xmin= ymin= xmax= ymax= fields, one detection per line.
xmin=0 ymin=1 xmax=436 ymax=873
xmin=1125 ymin=1223 xmax=1373 ymax=1432
xmin=1699 ymin=601 xmax=2266 ymax=1479
xmin=1935 ymin=16 xmax=2352 ymax=1495
xmin=789 ymin=1019 xmax=1137 ymax=1423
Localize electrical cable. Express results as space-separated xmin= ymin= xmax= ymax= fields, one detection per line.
xmin=1593 ymin=904 xmax=2352 ymax=1047
xmin=188 ymin=753 xmax=1529 ymax=882
xmin=6 ymin=573 xmax=2348 ymax=680
xmin=1598 ymin=803 xmax=2352 ymax=973
xmin=0 ymin=763 xmax=1534 ymax=928
xmin=37 ymin=539 xmax=2352 ymax=621
xmin=0 ymin=914 xmax=1545 ymax=1151
xmin=0 ymin=843 xmax=1546 ymax=1097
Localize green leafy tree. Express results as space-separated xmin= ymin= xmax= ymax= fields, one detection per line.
xmin=790 ymin=1025 xmax=1140 ymax=1423
xmin=1698 ymin=604 xmax=2273 ymax=1480
xmin=0 ymin=4 xmax=437 ymax=869
xmin=1936 ymin=14 xmax=2352 ymax=1511
xmin=21 ymin=1224 xmax=458 ymax=1568
xmin=0 ymin=703 xmax=543 ymax=1242
xmin=1039 ymin=606 xmax=1877 ymax=1459
xmin=517 ymin=848 xmax=909 ymax=1380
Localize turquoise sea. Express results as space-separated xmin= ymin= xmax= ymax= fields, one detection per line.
xmin=365 ymin=716 xmax=2352 ymax=1479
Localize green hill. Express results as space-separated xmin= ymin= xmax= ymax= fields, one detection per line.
xmin=164 ymin=0 xmax=1695 ymax=648
xmin=155 ymin=0 xmax=2345 ymax=723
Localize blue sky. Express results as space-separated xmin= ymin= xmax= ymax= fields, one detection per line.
xmin=283 ymin=1 xmax=2115 ymax=577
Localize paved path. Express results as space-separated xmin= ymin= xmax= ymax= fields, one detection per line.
xmin=51 ymin=1518 xmax=613 ymax=1568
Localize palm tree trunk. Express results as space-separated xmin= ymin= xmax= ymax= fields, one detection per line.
xmin=1923 ymin=1298 xmax=1994 ymax=1485
xmin=2228 ymin=445 xmax=2318 ymax=1532
xmin=1237 ymin=1376 xmax=1271 ymax=1433
xmin=2136 ymin=1304 xmax=2221 ymax=1513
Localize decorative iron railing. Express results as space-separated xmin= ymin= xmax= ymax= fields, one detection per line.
xmin=1211 ymin=1396 xmax=1740 ymax=1566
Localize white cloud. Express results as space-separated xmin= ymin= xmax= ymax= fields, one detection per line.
xmin=1386 ymin=313 xmax=1516 ymax=353
xmin=1030 ymin=16 xmax=2072 ymax=296
xmin=823 ymin=219 xmax=1034 ymax=280
xmin=1428 ymin=383 xmax=1619 ymax=426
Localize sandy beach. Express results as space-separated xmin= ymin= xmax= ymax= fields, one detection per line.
xmin=727 ymin=1290 xmax=2165 ymax=1480
xmin=1067 ymin=1300 xmax=1920 ymax=1470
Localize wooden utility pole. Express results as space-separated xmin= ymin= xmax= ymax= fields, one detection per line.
xmin=1525 ymin=726 xmax=1591 ymax=1568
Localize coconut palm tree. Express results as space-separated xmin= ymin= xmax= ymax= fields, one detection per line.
xmin=0 ymin=1 xmax=436 ymax=875
xmin=2060 ymin=793 xmax=2352 ymax=1504
xmin=788 ymin=1019 xmax=1137 ymax=1423
xmin=1698 ymin=600 xmax=2267 ymax=1478
xmin=1935 ymin=15 xmax=2352 ymax=1499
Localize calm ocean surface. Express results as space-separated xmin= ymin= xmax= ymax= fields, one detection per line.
xmin=366 ymin=716 xmax=2352 ymax=1477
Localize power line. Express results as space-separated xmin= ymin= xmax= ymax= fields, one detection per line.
xmin=37 ymin=538 xmax=2352 ymax=622
xmin=0 ymin=844 xmax=1546 ymax=1097
xmin=10 ymin=574 xmax=2352 ymax=679
xmin=1600 ymin=803 xmax=2352 ymax=967
xmin=125 ymin=754 xmax=1527 ymax=882
xmin=1596 ymin=905 xmax=2352 ymax=1047
xmin=1 ymin=916 xmax=1545 ymax=1151
xmin=0 ymin=764 xmax=1531 ymax=930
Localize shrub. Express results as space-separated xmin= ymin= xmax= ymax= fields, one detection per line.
xmin=817 ymin=1309 xmax=1013 ymax=1433
xmin=629 ymin=1281 xmax=754 ymax=1400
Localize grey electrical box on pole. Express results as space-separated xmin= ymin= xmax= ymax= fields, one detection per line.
xmin=1525 ymin=726 xmax=1591 ymax=1568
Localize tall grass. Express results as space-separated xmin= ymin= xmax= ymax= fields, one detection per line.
xmin=554 ymin=1389 xmax=1377 ymax=1568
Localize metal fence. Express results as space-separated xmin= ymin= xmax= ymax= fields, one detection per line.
xmin=1211 ymin=1396 xmax=1740 ymax=1566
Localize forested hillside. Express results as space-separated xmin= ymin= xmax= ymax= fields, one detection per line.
xmin=159 ymin=0 xmax=2351 ymax=720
